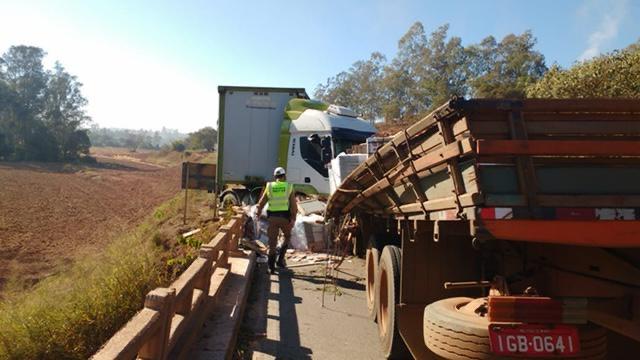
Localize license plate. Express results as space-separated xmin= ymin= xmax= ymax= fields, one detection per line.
xmin=489 ymin=324 xmax=580 ymax=357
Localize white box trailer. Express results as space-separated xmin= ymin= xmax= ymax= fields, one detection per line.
xmin=217 ymin=86 xmax=308 ymax=186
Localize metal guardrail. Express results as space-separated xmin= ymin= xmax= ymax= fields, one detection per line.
xmin=92 ymin=212 xmax=246 ymax=360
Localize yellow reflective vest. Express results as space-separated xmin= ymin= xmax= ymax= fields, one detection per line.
xmin=267 ymin=181 xmax=293 ymax=212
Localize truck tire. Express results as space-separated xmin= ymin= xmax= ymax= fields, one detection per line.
xmin=375 ymin=245 xmax=410 ymax=359
xmin=365 ymin=248 xmax=380 ymax=321
xmin=239 ymin=191 xmax=253 ymax=205
xmin=369 ymin=232 xmax=401 ymax=253
xmin=424 ymin=297 xmax=607 ymax=360
xmin=220 ymin=190 xmax=239 ymax=207
xmin=248 ymin=187 xmax=264 ymax=205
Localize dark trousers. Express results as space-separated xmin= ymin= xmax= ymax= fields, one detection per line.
xmin=267 ymin=216 xmax=291 ymax=256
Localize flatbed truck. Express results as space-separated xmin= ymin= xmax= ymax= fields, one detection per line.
xmin=327 ymin=98 xmax=640 ymax=359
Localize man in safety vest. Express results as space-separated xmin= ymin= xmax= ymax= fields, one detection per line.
xmin=256 ymin=167 xmax=297 ymax=273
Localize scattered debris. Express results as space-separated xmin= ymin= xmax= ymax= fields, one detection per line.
xmin=288 ymin=262 xmax=325 ymax=268
xmin=240 ymin=238 xmax=268 ymax=255
xmin=297 ymin=199 xmax=326 ymax=216
xmin=322 ymin=284 xmax=343 ymax=297
xmin=182 ymin=228 xmax=202 ymax=238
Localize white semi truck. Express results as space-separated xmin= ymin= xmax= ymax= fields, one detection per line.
xmin=216 ymin=86 xmax=376 ymax=204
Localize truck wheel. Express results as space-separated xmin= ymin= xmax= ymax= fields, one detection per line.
xmin=424 ymin=297 xmax=607 ymax=359
xmin=240 ymin=192 xmax=253 ymax=205
xmin=376 ymin=245 xmax=410 ymax=359
xmin=365 ymin=248 xmax=379 ymax=321
xmin=248 ymin=187 xmax=264 ymax=205
xmin=220 ymin=190 xmax=239 ymax=207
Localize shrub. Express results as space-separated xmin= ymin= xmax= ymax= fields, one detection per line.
xmin=171 ymin=140 xmax=186 ymax=152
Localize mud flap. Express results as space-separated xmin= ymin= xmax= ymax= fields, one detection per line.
xmin=398 ymin=303 xmax=437 ymax=359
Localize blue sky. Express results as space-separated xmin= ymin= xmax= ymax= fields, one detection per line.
xmin=1 ymin=0 xmax=638 ymax=132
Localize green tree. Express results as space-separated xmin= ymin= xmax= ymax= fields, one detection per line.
xmin=1 ymin=46 xmax=48 ymax=116
xmin=88 ymin=126 xmax=184 ymax=149
xmin=346 ymin=52 xmax=386 ymax=120
xmin=123 ymin=131 xmax=143 ymax=151
xmin=420 ymin=24 xmax=468 ymax=109
xmin=526 ymin=42 xmax=640 ymax=98
xmin=467 ymin=31 xmax=547 ymax=98
xmin=314 ymin=72 xmax=353 ymax=110
xmin=43 ymin=62 xmax=91 ymax=159
xmin=314 ymin=52 xmax=387 ymax=120
xmin=172 ymin=140 xmax=186 ymax=152
xmin=316 ymin=23 xmax=470 ymax=122
xmin=382 ymin=23 xmax=469 ymax=120
xmin=0 ymin=45 xmax=91 ymax=161
xmin=381 ymin=22 xmax=428 ymax=120
xmin=0 ymin=78 xmax=20 ymax=158
xmin=0 ymin=46 xmax=50 ymax=159
xmin=312 ymin=23 xmax=548 ymax=123
xmin=187 ymin=126 xmax=217 ymax=151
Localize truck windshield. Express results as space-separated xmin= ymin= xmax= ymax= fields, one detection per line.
xmin=333 ymin=137 xmax=359 ymax=155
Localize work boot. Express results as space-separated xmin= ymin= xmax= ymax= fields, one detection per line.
xmin=276 ymin=245 xmax=288 ymax=269
xmin=268 ymin=254 xmax=276 ymax=274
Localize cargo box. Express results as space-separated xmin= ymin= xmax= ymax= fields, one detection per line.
xmin=327 ymin=98 xmax=640 ymax=247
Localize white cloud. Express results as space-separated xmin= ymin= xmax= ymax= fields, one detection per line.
xmin=578 ymin=0 xmax=629 ymax=61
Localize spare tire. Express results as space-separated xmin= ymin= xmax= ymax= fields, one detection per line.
xmin=423 ymin=297 xmax=607 ymax=359
xmin=365 ymin=248 xmax=380 ymax=321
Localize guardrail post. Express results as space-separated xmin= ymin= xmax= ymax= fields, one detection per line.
xmin=196 ymin=246 xmax=215 ymax=295
xmin=230 ymin=214 xmax=244 ymax=253
xmin=218 ymin=224 xmax=232 ymax=267
xmin=175 ymin=288 xmax=193 ymax=317
xmin=139 ymin=288 xmax=175 ymax=360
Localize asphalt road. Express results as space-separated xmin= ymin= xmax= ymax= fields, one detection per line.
xmin=237 ymin=256 xmax=385 ymax=360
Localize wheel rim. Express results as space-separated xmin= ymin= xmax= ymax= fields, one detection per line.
xmin=379 ymin=266 xmax=389 ymax=337
xmin=366 ymin=252 xmax=375 ymax=306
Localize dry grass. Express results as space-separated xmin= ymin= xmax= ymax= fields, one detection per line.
xmin=89 ymin=146 xmax=216 ymax=168
xmin=197 ymin=151 xmax=217 ymax=164
xmin=0 ymin=222 xmax=164 ymax=359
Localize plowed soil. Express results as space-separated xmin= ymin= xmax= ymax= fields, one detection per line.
xmin=0 ymin=148 xmax=183 ymax=292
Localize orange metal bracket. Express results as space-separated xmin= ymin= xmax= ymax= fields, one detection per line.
xmin=481 ymin=220 xmax=640 ymax=247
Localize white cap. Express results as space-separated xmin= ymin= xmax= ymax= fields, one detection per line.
xmin=273 ymin=167 xmax=286 ymax=177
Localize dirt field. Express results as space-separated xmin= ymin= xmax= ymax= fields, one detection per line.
xmin=0 ymin=148 xmax=194 ymax=292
